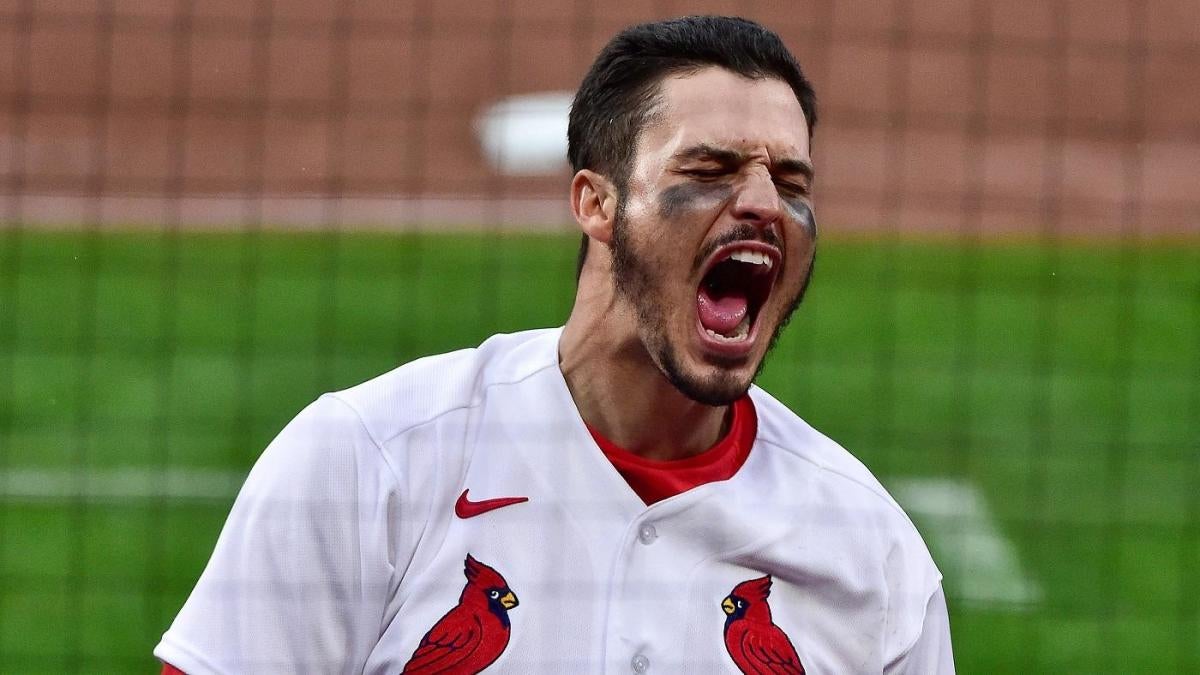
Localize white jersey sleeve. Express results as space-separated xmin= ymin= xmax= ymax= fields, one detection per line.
xmin=885 ymin=584 xmax=955 ymax=674
xmin=154 ymin=394 xmax=401 ymax=675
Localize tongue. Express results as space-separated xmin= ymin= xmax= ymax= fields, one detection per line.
xmin=697 ymin=285 xmax=749 ymax=335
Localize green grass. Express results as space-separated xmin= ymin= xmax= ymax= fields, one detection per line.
xmin=1 ymin=229 xmax=1198 ymax=672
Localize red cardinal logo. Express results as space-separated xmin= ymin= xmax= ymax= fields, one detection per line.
xmin=722 ymin=575 xmax=805 ymax=674
xmin=402 ymin=555 xmax=519 ymax=674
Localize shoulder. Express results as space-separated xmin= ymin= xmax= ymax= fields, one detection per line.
xmin=324 ymin=328 xmax=562 ymax=446
xmin=749 ymin=386 xmax=906 ymax=515
xmin=748 ymin=386 xmax=945 ymax=658
xmin=748 ymin=386 xmax=938 ymax=572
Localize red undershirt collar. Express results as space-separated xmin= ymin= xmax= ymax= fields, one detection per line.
xmin=586 ymin=395 xmax=757 ymax=505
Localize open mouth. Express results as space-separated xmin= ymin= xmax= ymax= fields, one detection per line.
xmin=695 ymin=242 xmax=780 ymax=350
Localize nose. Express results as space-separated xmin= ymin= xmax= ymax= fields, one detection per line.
xmin=730 ymin=172 xmax=783 ymax=229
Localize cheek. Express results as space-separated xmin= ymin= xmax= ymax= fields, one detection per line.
xmin=657 ymin=182 xmax=733 ymax=222
xmin=783 ymin=197 xmax=817 ymax=237
xmin=782 ymin=199 xmax=817 ymax=273
xmin=781 ymin=233 xmax=815 ymax=290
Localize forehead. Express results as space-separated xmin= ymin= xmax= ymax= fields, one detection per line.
xmin=637 ymin=67 xmax=811 ymax=165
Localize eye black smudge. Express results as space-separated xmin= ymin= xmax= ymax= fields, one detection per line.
xmin=657 ymin=181 xmax=733 ymax=221
xmin=785 ymin=197 xmax=817 ymax=237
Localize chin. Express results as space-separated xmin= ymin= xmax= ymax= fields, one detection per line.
xmin=678 ymin=373 xmax=752 ymax=407
xmin=655 ymin=336 xmax=758 ymax=406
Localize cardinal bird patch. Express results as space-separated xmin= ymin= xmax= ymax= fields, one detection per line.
xmin=402 ymin=555 xmax=519 ymax=674
xmin=722 ymin=575 xmax=805 ymax=674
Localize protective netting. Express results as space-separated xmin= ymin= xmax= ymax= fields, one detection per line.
xmin=1 ymin=0 xmax=1197 ymax=671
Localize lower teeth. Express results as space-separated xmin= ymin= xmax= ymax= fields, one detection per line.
xmin=705 ymin=315 xmax=751 ymax=342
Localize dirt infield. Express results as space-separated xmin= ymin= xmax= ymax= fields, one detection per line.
xmin=1 ymin=0 xmax=1197 ymax=235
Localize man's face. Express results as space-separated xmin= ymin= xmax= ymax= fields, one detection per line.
xmin=611 ymin=67 xmax=817 ymax=406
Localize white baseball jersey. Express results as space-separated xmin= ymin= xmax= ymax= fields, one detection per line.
xmin=155 ymin=328 xmax=953 ymax=674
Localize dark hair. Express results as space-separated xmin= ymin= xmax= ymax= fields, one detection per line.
xmin=568 ymin=16 xmax=818 ymax=280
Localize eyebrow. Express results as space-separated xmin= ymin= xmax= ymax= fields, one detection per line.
xmin=672 ymin=143 xmax=815 ymax=183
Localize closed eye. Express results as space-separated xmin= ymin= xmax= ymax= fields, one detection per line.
xmin=775 ymin=180 xmax=810 ymax=197
xmin=681 ymin=168 xmax=729 ymax=179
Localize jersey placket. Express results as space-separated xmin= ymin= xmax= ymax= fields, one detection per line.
xmin=599 ymin=484 xmax=745 ymax=673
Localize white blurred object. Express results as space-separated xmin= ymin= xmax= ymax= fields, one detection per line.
xmin=891 ymin=477 xmax=1042 ymax=609
xmin=476 ymin=91 xmax=573 ymax=176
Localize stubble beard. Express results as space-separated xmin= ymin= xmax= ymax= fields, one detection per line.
xmin=609 ymin=205 xmax=813 ymax=407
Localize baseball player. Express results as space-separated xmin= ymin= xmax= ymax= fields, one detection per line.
xmin=156 ymin=16 xmax=953 ymax=674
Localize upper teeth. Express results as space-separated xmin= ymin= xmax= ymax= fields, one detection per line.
xmin=729 ymin=250 xmax=773 ymax=269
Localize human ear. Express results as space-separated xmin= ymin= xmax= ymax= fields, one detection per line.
xmin=570 ymin=170 xmax=617 ymax=245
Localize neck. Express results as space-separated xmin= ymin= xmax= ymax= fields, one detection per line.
xmin=559 ymin=271 xmax=730 ymax=461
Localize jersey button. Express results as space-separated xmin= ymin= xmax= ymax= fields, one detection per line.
xmin=638 ymin=523 xmax=658 ymax=545
xmin=631 ymin=653 xmax=650 ymax=673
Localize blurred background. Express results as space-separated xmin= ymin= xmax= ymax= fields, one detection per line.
xmin=1 ymin=0 xmax=1197 ymax=671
